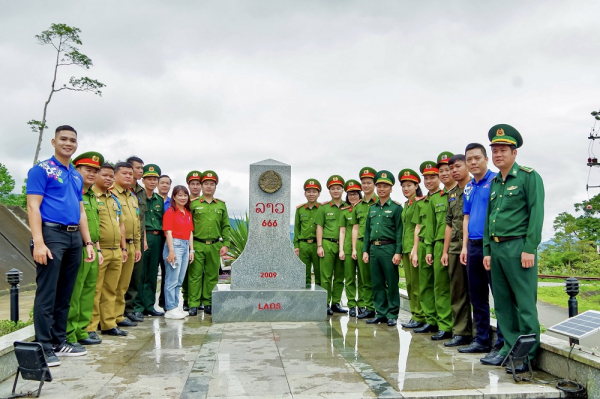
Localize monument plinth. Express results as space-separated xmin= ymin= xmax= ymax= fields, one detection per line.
xmin=212 ymin=159 xmax=327 ymax=322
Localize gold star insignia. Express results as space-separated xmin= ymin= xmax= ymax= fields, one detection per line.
xmin=92 ymin=155 xmax=99 ymax=162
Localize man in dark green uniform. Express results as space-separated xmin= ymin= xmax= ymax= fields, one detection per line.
xmin=482 ymin=124 xmax=544 ymax=372
xmin=133 ymin=164 xmax=165 ymax=318
xmin=67 ymin=151 xmax=104 ymax=346
xmin=293 ymin=179 xmax=322 ymax=286
xmin=352 ymin=167 xmax=378 ymax=320
xmin=398 ymin=167 xmax=426 ymax=329
xmin=183 ymin=170 xmax=202 ymax=311
xmin=339 ymin=179 xmax=362 ymax=317
xmin=188 ymin=170 xmax=230 ymax=316
xmin=316 ymin=175 xmax=347 ymax=315
xmin=125 ymin=156 xmax=146 ymax=323
xmin=442 ymin=154 xmax=473 ymax=347
xmin=362 ymin=170 xmax=403 ymax=327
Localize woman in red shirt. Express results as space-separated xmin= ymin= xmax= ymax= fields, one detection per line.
xmin=162 ymin=185 xmax=194 ymax=319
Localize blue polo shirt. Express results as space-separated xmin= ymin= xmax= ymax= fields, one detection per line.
xmin=163 ymin=196 xmax=171 ymax=211
xmin=463 ymin=169 xmax=496 ymax=240
xmin=26 ymin=156 xmax=83 ymax=225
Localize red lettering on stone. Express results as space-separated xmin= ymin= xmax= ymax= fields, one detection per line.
xmin=256 ymin=203 xmax=265 ymax=213
xmin=258 ymin=302 xmax=281 ymax=310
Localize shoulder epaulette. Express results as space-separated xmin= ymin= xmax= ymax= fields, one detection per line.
xmin=392 ymin=200 xmax=402 ymax=206
xmin=321 ymin=201 xmax=329 ymax=205
xmin=415 ymin=196 xmax=426 ymax=202
xmin=215 ymin=197 xmax=225 ymax=203
xmin=296 ymin=203 xmax=306 ymax=209
xmin=519 ymin=165 xmax=534 ymax=173
xmin=367 ymin=201 xmax=377 ymax=206
xmin=341 ymin=205 xmax=351 ymax=210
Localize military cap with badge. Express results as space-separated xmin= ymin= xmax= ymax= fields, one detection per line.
xmin=304 ymin=178 xmax=322 ymax=192
xmin=143 ymin=164 xmax=161 ymax=178
xmin=327 ymin=175 xmax=345 ymax=188
xmin=186 ymin=170 xmax=202 ymax=184
xmin=344 ymin=179 xmax=361 ymax=192
xmin=374 ymin=170 xmax=395 ymax=186
xmin=399 ymin=168 xmax=421 ymax=184
xmin=201 ymin=170 xmax=218 ymax=184
xmin=73 ymin=151 xmax=104 ymax=169
xmin=359 ymin=167 xmax=377 ymax=180
xmin=488 ymin=124 xmax=523 ymax=148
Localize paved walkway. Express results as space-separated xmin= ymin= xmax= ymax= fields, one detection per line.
xmin=0 ymin=308 xmax=564 ymax=398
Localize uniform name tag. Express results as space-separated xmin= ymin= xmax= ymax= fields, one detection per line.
xmin=83 ymin=201 xmax=89 ymax=205
xmin=507 ymin=186 xmax=518 ymax=190
xmin=384 ymin=210 xmax=392 ymax=213
xmin=98 ymin=201 xmax=105 ymax=205
xmin=448 ymin=198 xmax=456 ymax=202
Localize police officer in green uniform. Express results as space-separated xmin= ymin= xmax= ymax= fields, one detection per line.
xmin=363 ymin=170 xmax=403 ymax=327
xmin=125 ymin=156 xmax=146 ymax=323
xmin=353 ymin=167 xmax=378 ymax=320
xmin=442 ymin=153 xmax=473 ymax=347
xmin=183 ymin=170 xmax=202 ymax=311
xmin=316 ymin=175 xmax=347 ymax=315
xmin=188 ymin=170 xmax=231 ymax=316
xmin=293 ymin=179 xmax=322 ymax=286
xmin=421 ymin=160 xmax=453 ymax=339
xmin=482 ymin=124 xmax=544 ymax=372
xmin=133 ymin=164 xmax=165 ymax=318
xmin=67 ymin=151 xmax=104 ymax=345
xmin=339 ymin=179 xmax=363 ymax=317
xmin=398 ymin=168 xmax=426 ymax=329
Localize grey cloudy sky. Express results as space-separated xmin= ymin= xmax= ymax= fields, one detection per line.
xmin=1 ymin=1 xmax=600 ymax=240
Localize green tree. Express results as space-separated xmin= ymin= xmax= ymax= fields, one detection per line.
xmin=0 ymin=163 xmax=16 ymax=199
xmin=29 ymin=23 xmax=106 ymax=165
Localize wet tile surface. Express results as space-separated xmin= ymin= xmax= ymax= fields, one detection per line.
xmin=0 ymin=310 xmax=564 ymax=398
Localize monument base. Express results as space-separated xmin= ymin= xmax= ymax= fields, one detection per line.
xmin=211 ymin=284 xmax=328 ymax=323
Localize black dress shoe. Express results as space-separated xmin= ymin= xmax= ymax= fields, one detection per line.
xmin=387 ymin=319 xmax=397 ymax=327
xmin=357 ymin=310 xmax=375 ymax=319
xmin=189 ymin=307 xmax=198 ymax=316
xmin=401 ymin=319 xmax=425 ymax=329
xmin=506 ymin=363 xmax=530 ymax=374
xmin=204 ymin=305 xmax=212 ymax=315
xmin=358 ymin=307 xmax=367 ymax=316
xmin=144 ymin=308 xmax=165 ymax=317
xmin=349 ymin=307 xmax=357 ymax=317
xmin=331 ymin=303 xmax=348 ymax=313
xmin=327 ymin=307 xmax=333 ymax=316
xmin=431 ymin=330 xmax=453 ymax=340
xmin=199 ymin=304 xmax=205 ymax=310
xmin=458 ymin=341 xmax=491 ymax=353
xmin=117 ymin=317 xmax=138 ymax=327
xmin=366 ymin=316 xmax=388 ymax=324
xmin=78 ymin=337 xmax=102 ymax=345
xmin=480 ymin=352 xmax=506 ymax=366
xmin=444 ymin=335 xmax=472 ymax=347
xmin=101 ymin=327 xmax=128 ymax=336
xmin=88 ymin=331 xmax=101 ymax=340
xmin=414 ymin=323 xmax=439 ymax=333
xmin=125 ymin=312 xmax=143 ymax=322
xmin=183 ymin=302 xmax=189 ymax=312
xmin=481 ymin=347 xmax=500 ymax=361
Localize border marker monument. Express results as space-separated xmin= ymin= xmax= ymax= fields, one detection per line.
xmin=212 ymin=159 xmax=327 ymax=322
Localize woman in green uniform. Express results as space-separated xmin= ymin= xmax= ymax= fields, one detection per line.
xmin=339 ymin=179 xmax=363 ymax=317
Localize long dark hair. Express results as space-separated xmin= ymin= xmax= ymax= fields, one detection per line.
xmin=170 ymin=185 xmax=191 ymax=213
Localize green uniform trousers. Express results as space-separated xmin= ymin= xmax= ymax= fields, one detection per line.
xmin=433 ymin=240 xmax=453 ymax=332
xmin=370 ymin=244 xmax=400 ymax=320
xmin=115 ymin=242 xmax=136 ymax=323
xmin=125 ymin=254 xmax=144 ymax=314
xmin=416 ymin=242 xmax=435 ymax=325
xmin=66 ymin=247 xmax=98 ymax=343
xmin=343 ymin=255 xmax=361 ymax=308
xmin=299 ymin=241 xmax=320 ymax=285
xmin=491 ymin=238 xmax=540 ymax=360
xmin=320 ymin=240 xmax=345 ymax=305
xmin=356 ymin=239 xmax=374 ymax=311
xmin=133 ymin=233 xmax=162 ymax=313
xmin=188 ymin=240 xmax=221 ymax=307
xmin=404 ymin=250 xmax=425 ymax=323
xmin=448 ymin=253 xmax=472 ymax=336
xmin=88 ymin=248 xmax=123 ymax=331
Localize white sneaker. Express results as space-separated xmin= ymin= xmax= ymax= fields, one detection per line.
xmin=174 ymin=309 xmax=188 ymax=318
xmin=164 ymin=309 xmax=186 ymax=320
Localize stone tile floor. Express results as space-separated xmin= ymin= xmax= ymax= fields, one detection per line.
xmin=0 ymin=310 xmax=565 ymax=398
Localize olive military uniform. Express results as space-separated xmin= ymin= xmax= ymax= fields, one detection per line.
xmin=182 ymin=170 xmax=202 ymax=308
xmin=88 ymin=185 xmax=124 ymax=331
xmin=339 ymin=179 xmax=362 ymax=310
xmin=294 ymin=186 xmax=321 ymax=286
xmin=350 ymin=194 xmax=377 ymax=313
xmin=316 ymin=197 xmax=346 ymax=306
xmin=112 ymin=183 xmax=141 ymax=324
xmin=484 ymin=124 xmax=544 ymax=361
xmin=363 ymin=171 xmax=403 ymax=320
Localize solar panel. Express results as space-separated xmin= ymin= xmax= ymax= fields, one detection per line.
xmin=548 ymin=310 xmax=600 ymax=339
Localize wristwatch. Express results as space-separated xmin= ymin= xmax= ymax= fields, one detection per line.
xmin=86 ymin=241 xmax=93 ymax=246
xmin=121 ymin=247 xmax=127 ymax=251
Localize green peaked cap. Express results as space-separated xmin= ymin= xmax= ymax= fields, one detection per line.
xmin=488 ymin=124 xmax=523 ymax=148
xmin=73 ymin=151 xmax=104 ymax=169
xmin=436 ymin=151 xmax=454 ymax=168
xmin=327 ymin=175 xmax=345 ymax=188
xmin=201 ymin=170 xmax=218 ymax=184
xmin=143 ymin=164 xmax=161 ymax=178
xmin=359 ymin=167 xmax=376 ymax=180
xmin=186 ymin=170 xmax=202 ymax=184
xmin=344 ymin=179 xmax=361 ymax=192
xmin=399 ymin=168 xmax=421 ymax=183
xmin=374 ymin=170 xmax=395 ymax=186
xmin=304 ymin=178 xmax=322 ymax=191
xmin=419 ymin=161 xmax=439 ymax=175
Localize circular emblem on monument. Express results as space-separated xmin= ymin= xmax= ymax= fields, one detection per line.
xmin=259 ymin=170 xmax=282 ymax=194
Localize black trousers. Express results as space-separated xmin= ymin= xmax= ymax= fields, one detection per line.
xmin=466 ymin=240 xmax=504 ymax=348
xmin=158 ymin=234 xmax=166 ymax=309
xmin=33 ymin=225 xmax=82 ymax=351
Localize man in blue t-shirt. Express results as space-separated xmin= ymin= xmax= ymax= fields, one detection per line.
xmin=459 ymin=143 xmax=505 ymax=363
xmin=26 ymin=125 xmax=96 ymax=366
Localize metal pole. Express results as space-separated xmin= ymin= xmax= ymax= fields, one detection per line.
xmin=10 ymin=283 xmax=19 ymax=323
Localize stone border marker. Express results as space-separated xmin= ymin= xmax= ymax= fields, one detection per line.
xmin=212 ymin=159 xmax=327 ymax=322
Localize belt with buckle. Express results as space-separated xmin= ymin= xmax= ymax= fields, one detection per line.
xmin=104 ymin=247 xmax=120 ymax=250
xmin=126 ymin=238 xmax=134 ymax=244
xmin=492 ymin=235 xmax=524 ymax=243
xmin=42 ymin=222 xmax=80 ymax=232
xmin=299 ymin=238 xmax=316 ymax=244
xmin=323 ymin=238 xmax=339 ymax=244
xmin=147 ymin=230 xmax=162 ymax=235
xmin=194 ymin=238 xmax=219 ymax=245
xmin=469 ymin=239 xmax=483 ymax=245
xmin=371 ymin=240 xmax=396 ymax=246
